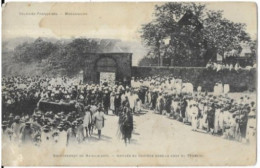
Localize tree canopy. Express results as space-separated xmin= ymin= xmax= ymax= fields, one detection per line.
xmin=140 ymin=2 xmax=252 ymax=67
xmin=10 ymin=38 xmax=123 ymax=76
xmin=14 ymin=38 xmax=58 ymax=63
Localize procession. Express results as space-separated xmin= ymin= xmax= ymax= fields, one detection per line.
xmin=2 ymin=76 xmax=135 ymax=146
xmin=2 ymin=74 xmax=256 ymax=147
xmin=1 ymin=2 xmax=257 ymax=166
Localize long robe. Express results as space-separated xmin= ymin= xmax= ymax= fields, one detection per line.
xmin=191 ymin=106 xmax=199 ymax=130
xmin=214 ymin=108 xmax=221 ymax=133
xmin=110 ymin=95 xmax=115 ymax=110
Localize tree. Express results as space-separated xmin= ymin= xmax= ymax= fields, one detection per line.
xmin=249 ymin=40 xmax=257 ymax=57
xmin=202 ymin=10 xmax=251 ymax=58
xmin=248 ymin=40 xmax=257 ymax=64
xmin=49 ymin=38 xmax=100 ymax=76
xmin=13 ymin=38 xmax=58 ymax=63
xmin=140 ymin=2 xmax=252 ymax=67
xmin=140 ymin=22 xmax=167 ymax=65
xmin=140 ymin=2 xmax=207 ymax=66
xmin=14 ymin=42 xmax=32 ymax=63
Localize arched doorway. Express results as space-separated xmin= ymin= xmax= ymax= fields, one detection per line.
xmin=95 ymin=57 xmax=117 ymax=85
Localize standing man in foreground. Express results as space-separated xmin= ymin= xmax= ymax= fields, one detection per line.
xmin=93 ymin=106 xmax=105 ymax=139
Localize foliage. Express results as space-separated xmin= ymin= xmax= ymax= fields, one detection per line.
xmin=249 ymin=40 xmax=257 ymax=59
xmin=202 ymin=10 xmax=251 ymax=57
xmin=14 ymin=38 xmax=58 ymax=63
xmin=49 ymin=38 xmax=100 ymax=76
xmin=140 ymin=2 xmax=252 ymax=67
xmin=9 ymin=37 xmax=122 ymax=76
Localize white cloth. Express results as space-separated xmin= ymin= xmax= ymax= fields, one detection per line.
xmin=197 ymin=86 xmax=202 ymax=92
xmin=175 ymin=81 xmax=182 ymax=94
xmin=214 ymin=109 xmax=221 ymax=133
xmin=224 ymin=84 xmax=230 ymax=94
xmin=110 ymin=95 xmax=115 ymax=110
xmin=83 ymin=112 xmax=92 ymax=127
xmin=186 ymin=83 xmax=193 ymax=93
xmin=191 ymin=106 xmax=199 ymax=130
xmin=129 ymin=94 xmax=138 ymax=109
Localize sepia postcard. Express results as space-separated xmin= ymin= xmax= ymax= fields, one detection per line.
xmin=1 ymin=1 xmax=257 ymax=166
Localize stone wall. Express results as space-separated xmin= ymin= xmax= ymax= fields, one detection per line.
xmin=83 ymin=53 xmax=132 ymax=84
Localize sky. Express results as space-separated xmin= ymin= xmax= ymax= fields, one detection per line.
xmin=2 ymin=2 xmax=257 ymax=65
xmin=2 ymin=2 xmax=257 ymax=41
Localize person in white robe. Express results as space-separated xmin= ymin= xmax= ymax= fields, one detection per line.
xmin=234 ymin=63 xmax=240 ymax=71
xmin=175 ymin=80 xmax=182 ymax=95
xmin=182 ymin=83 xmax=188 ymax=94
xmin=191 ymin=104 xmax=199 ymax=131
xmin=129 ymin=91 xmax=138 ymax=112
xmin=186 ymin=82 xmax=193 ymax=93
xmin=110 ymin=92 xmax=115 ymax=112
xmin=229 ymin=64 xmax=234 ymax=71
xmin=197 ymin=86 xmax=202 ymax=93
xmin=218 ymin=83 xmax=223 ymax=95
xmin=224 ymin=84 xmax=230 ymax=94
xmin=213 ymin=83 xmax=218 ymax=95
xmin=131 ymin=77 xmax=135 ymax=87
xmin=135 ymin=98 xmax=142 ymax=113
xmin=216 ymin=63 xmax=222 ymax=72
xmin=121 ymin=93 xmax=126 ymax=104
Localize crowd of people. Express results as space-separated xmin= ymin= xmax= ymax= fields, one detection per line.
xmin=2 ymin=74 xmax=256 ymax=147
xmin=206 ymin=61 xmax=256 ymax=72
xmin=132 ymin=76 xmax=256 ymax=143
xmin=2 ymin=76 xmax=134 ymax=146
